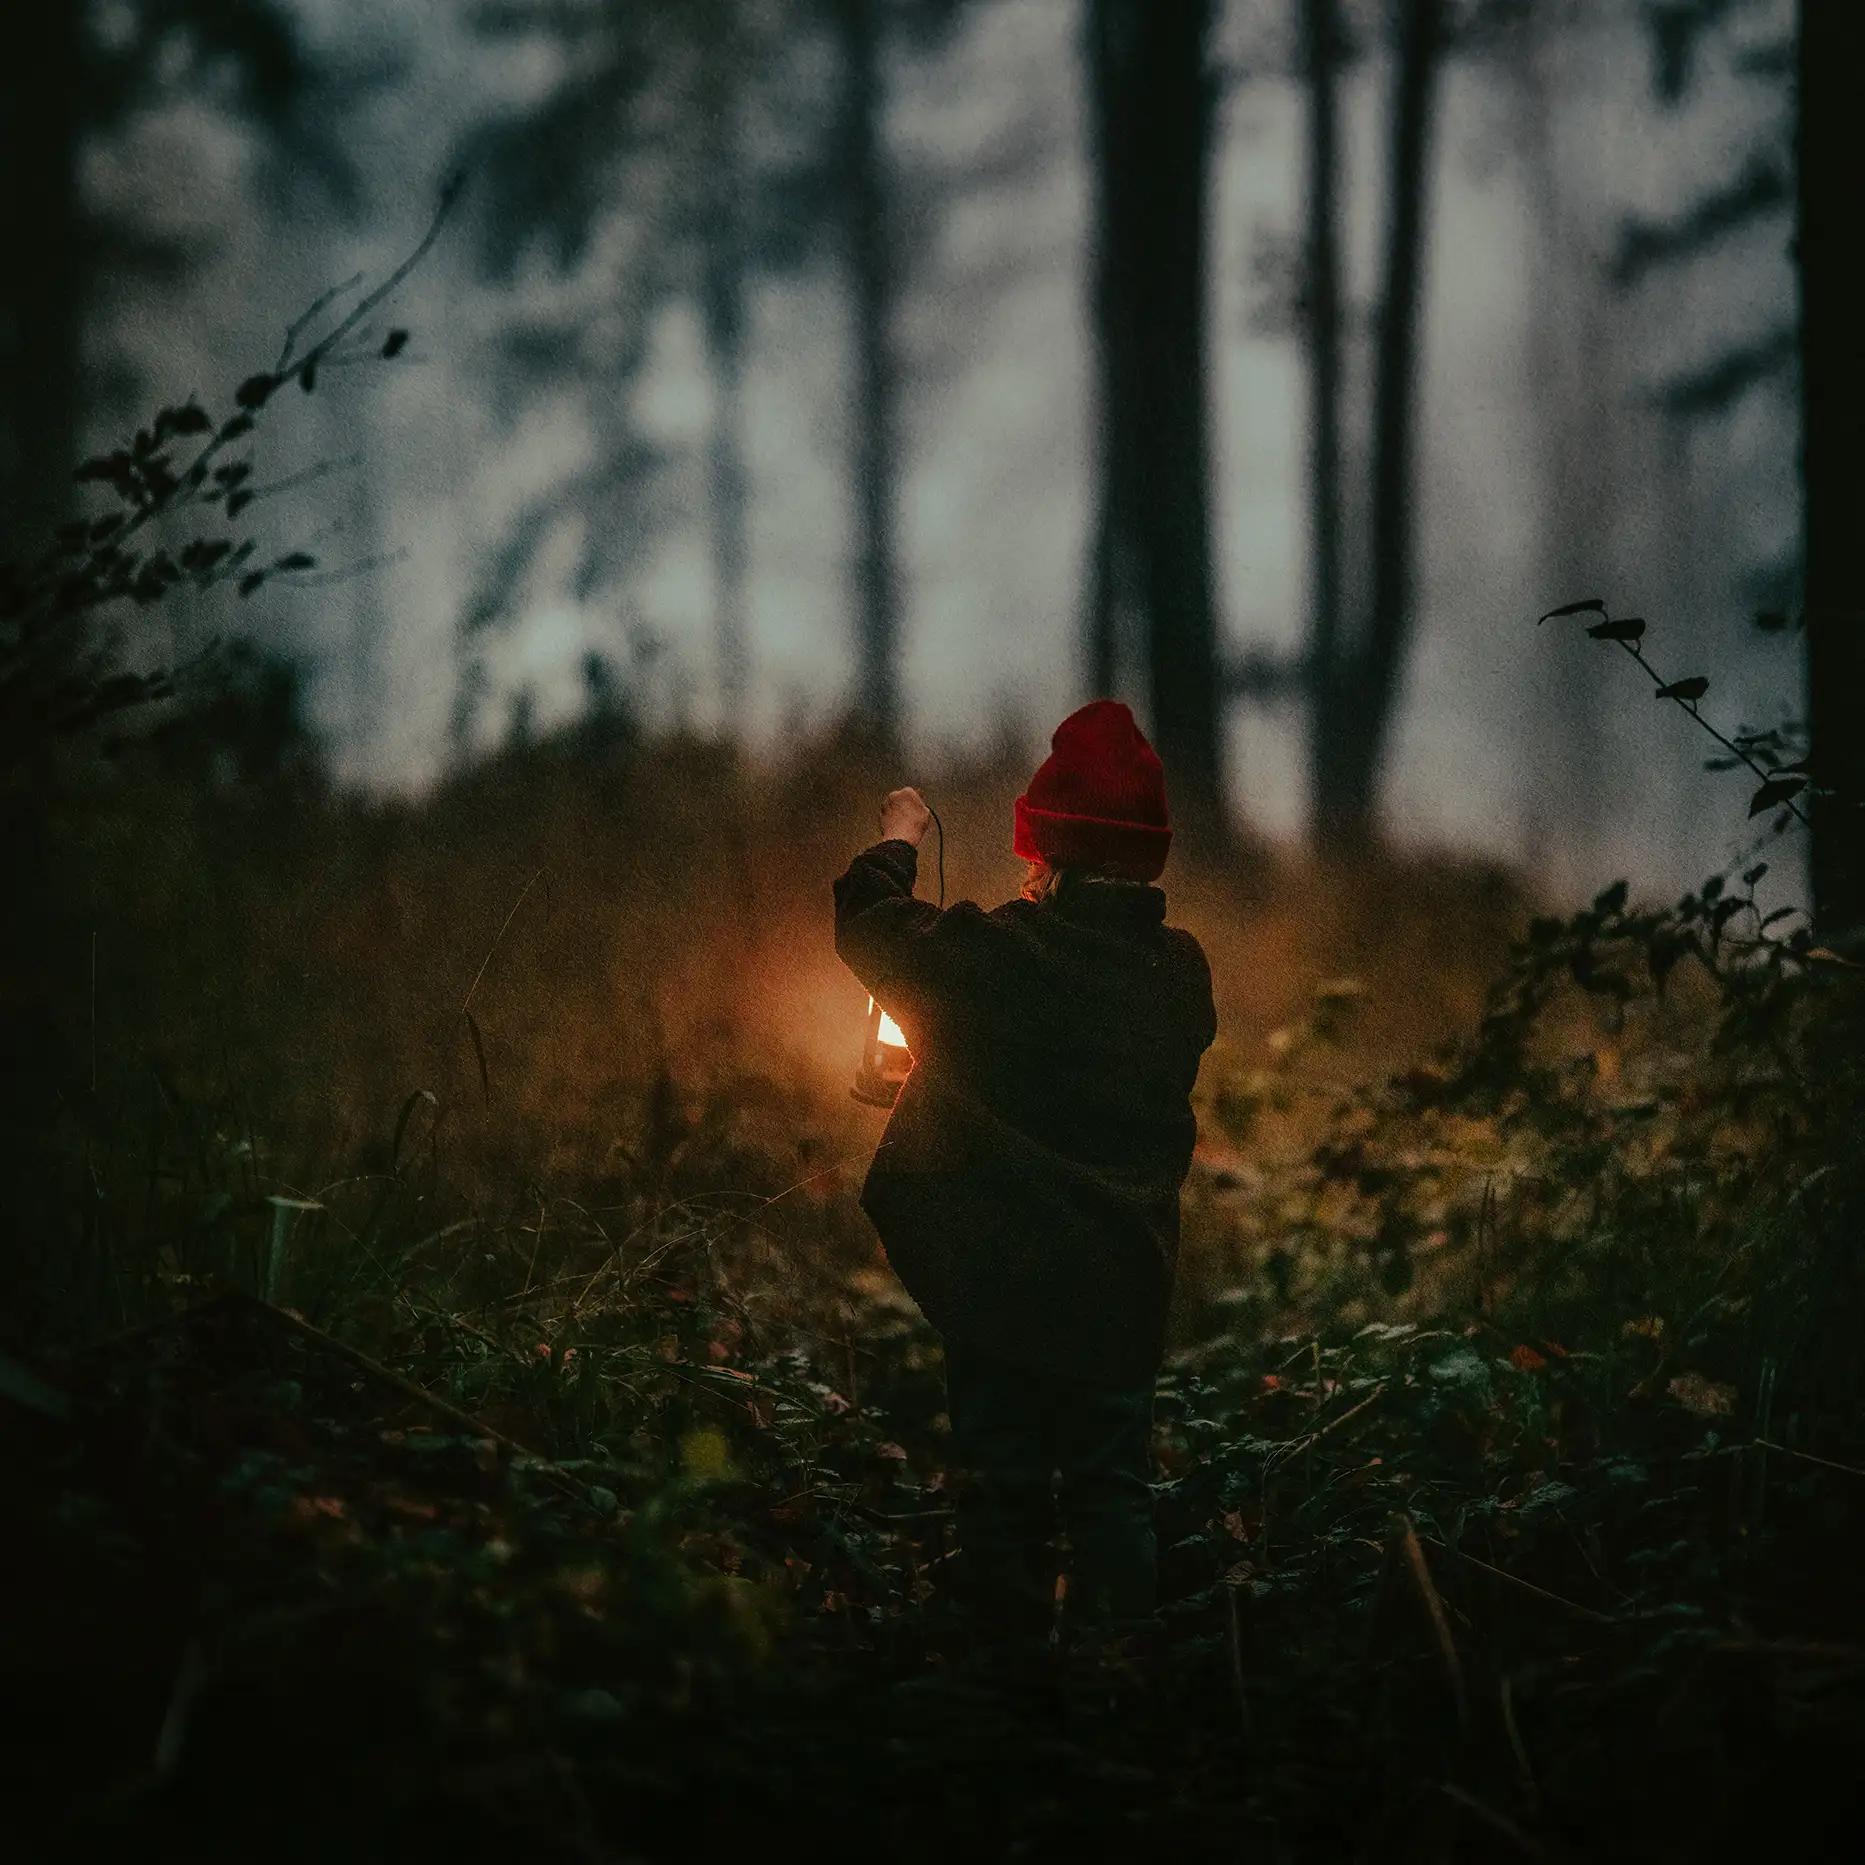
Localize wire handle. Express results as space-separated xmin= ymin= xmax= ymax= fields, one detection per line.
xmin=927 ymin=803 xmax=945 ymax=908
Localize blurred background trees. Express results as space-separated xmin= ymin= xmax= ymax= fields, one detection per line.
xmin=0 ymin=0 xmax=1833 ymax=906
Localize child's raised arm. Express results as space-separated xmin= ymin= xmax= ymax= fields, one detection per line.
xmin=832 ymin=788 xmax=990 ymax=1036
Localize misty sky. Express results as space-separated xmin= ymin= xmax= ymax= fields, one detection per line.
xmin=97 ymin=0 xmax=1802 ymax=904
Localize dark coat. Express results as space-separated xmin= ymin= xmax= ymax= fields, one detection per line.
xmin=832 ymin=840 xmax=1217 ymax=1385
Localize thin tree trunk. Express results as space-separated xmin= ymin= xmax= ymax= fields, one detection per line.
xmin=1301 ymin=0 xmax=1348 ymax=846
xmin=1085 ymin=0 xmax=1140 ymax=704
xmin=1325 ymin=0 xmax=1442 ymax=849
xmin=1085 ymin=7 xmax=1122 ymax=702
xmin=0 ymin=1 xmax=84 ymax=568
xmin=1798 ymin=0 xmax=1865 ymax=935
xmin=1514 ymin=6 xmax=1611 ymax=897
xmin=1086 ymin=0 xmax=1222 ymax=829
xmin=1087 ymin=452 xmax=1118 ymax=697
xmin=834 ymin=0 xmax=902 ymax=744
xmin=700 ymin=53 xmax=751 ymax=735
xmin=705 ymin=264 xmax=750 ymax=734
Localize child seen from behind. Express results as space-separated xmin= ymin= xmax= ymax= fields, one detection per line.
xmin=833 ymin=700 xmax=1217 ymax=1654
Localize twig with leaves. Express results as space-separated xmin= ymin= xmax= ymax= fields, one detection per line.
xmin=1537 ymin=598 xmax=1810 ymax=828
xmin=0 ymin=176 xmax=461 ymax=757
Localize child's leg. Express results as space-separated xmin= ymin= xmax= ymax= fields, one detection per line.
xmin=1054 ymin=1377 xmax=1158 ymax=1628
xmin=941 ymin=1338 xmax=1058 ymax=1638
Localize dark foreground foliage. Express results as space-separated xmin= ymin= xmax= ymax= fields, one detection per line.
xmin=4 ymin=728 xmax=1863 ymax=1860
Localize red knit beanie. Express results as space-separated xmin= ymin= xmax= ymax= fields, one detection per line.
xmin=1012 ymin=700 xmax=1172 ymax=881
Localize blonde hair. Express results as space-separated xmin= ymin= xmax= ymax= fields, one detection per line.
xmin=1020 ymin=859 xmax=1062 ymax=903
xmin=1020 ymin=858 xmax=1147 ymax=904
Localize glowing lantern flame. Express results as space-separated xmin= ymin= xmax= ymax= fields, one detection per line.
xmin=853 ymin=996 xmax=911 ymax=1108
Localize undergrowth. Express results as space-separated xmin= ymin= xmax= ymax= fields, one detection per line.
xmin=5 ymin=733 xmax=1862 ymax=1860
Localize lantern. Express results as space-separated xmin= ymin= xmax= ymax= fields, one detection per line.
xmin=851 ymin=996 xmax=912 ymax=1108
xmin=848 ymin=800 xmax=940 ymax=1110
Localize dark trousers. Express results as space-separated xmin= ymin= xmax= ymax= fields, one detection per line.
xmin=942 ymin=1338 xmax=1159 ymax=1636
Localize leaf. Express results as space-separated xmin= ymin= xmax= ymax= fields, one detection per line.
xmin=1537 ymin=597 xmax=1605 ymax=624
xmin=1807 ymin=947 xmax=1865 ymax=971
xmin=1748 ymin=775 xmax=1807 ymax=817
xmin=1585 ymin=616 xmax=1647 ymax=642
xmin=179 ymin=538 xmax=233 ymax=575
xmin=75 ymin=449 xmax=133 ymax=487
xmin=1646 ymin=925 xmax=1694 ymax=985
xmin=227 ymin=490 xmax=254 ymax=517
xmin=382 ymin=328 xmax=410 ymax=358
xmin=1515 ymin=1479 xmax=1579 ymax=1515
xmin=1592 ymin=879 xmax=1629 ymax=914
xmin=274 ymin=552 xmax=316 ymax=572
xmin=1742 ymin=863 xmax=1769 ymax=886
xmin=1428 ymin=1347 xmax=1491 ymax=1393
xmin=1655 ymin=676 xmax=1709 ymax=701
xmin=1509 ymin=1344 xmax=1548 ymax=1372
xmin=680 ymin=1428 xmax=735 ymax=1484
xmin=299 ymin=360 xmax=317 ymax=393
xmin=1666 ymin=1372 xmax=1735 ymax=1418
xmin=234 ymin=373 xmax=278 ymax=410
xmin=238 ymin=570 xmax=266 ymax=597
xmin=465 ymin=1009 xmax=490 ymax=1103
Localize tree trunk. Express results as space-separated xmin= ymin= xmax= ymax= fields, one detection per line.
xmin=1085 ymin=0 xmax=1145 ymax=709
xmin=0 ymin=1 xmax=84 ymax=569
xmin=700 ymin=50 xmax=751 ymax=735
xmin=833 ymin=0 xmax=902 ymax=744
xmin=1506 ymin=2 xmax=1615 ymax=895
xmin=1300 ymin=0 xmax=1348 ymax=847
xmin=1085 ymin=7 xmax=1132 ymax=704
xmin=1798 ymin=0 xmax=1865 ymax=935
xmin=1086 ymin=0 xmax=1223 ymax=829
xmin=1321 ymin=0 xmax=1442 ymax=850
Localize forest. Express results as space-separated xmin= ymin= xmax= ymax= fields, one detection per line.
xmin=2 ymin=1 xmax=1862 ymax=1859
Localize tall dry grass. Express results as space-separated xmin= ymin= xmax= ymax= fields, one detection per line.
xmin=5 ymin=718 xmax=1525 ymax=1348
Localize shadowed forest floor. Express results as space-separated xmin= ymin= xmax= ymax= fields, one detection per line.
xmin=4 ymin=730 xmax=1862 ymax=1861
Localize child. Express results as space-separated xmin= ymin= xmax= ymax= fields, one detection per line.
xmin=833 ymin=701 xmax=1217 ymax=1648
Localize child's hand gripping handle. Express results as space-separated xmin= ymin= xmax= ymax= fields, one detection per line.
xmin=879 ymin=787 xmax=934 ymax=847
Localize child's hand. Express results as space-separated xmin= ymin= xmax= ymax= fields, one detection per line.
xmin=879 ymin=787 xmax=933 ymax=847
